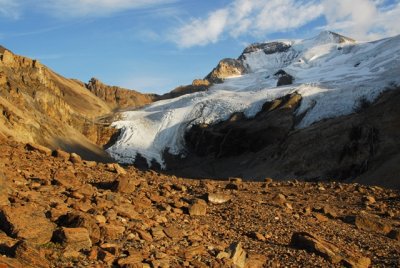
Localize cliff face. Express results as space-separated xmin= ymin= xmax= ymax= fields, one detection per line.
xmin=86 ymin=78 xmax=157 ymax=110
xmin=0 ymin=48 xmax=115 ymax=160
xmin=166 ymin=88 xmax=400 ymax=189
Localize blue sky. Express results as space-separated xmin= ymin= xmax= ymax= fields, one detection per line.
xmin=0 ymin=0 xmax=399 ymax=94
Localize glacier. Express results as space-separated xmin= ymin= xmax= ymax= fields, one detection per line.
xmin=107 ymin=31 xmax=400 ymax=168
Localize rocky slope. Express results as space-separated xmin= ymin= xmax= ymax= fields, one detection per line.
xmin=0 ymin=140 xmax=399 ymax=267
xmin=0 ymin=48 xmax=139 ymax=161
xmin=86 ymin=78 xmax=157 ymax=110
xmin=175 ymin=87 xmax=400 ymax=189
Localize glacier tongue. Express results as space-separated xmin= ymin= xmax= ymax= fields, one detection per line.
xmin=107 ymin=33 xmax=400 ymax=167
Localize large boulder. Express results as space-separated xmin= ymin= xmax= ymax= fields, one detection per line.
xmin=0 ymin=205 xmax=55 ymax=245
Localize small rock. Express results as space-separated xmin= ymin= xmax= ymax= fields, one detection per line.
xmin=113 ymin=175 xmax=137 ymax=194
xmin=100 ymin=224 xmax=126 ymax=241
xmin=225 ymin=242 xmax=247 ymax=268
xmin=54 ymin=149 xmax=70 ymax=160
xmin=362 ymin=195 xmax=376 ymax=204
xmin=272 ymin=193 xmax=286 ymax=204
xmin=69 ymin=153 xmax=82 ymax=163
xmin=189 ymin=199 xmax=207 ymax=216
xmin=163 ymin=226 xmax=183 ymax=240
xmin=53 ymin=169 xmax=81 ymax=189
xmin=25 ymin=143 xmax=52 ymax=156
xmin=137 ymin=230 xmax=153 ymax=242
xmin=184 ymin=245 xmax=206 ymax=260
xmin=208 ymin=193 xmax=231 ymax=204
xmin=113 ymin=163 xmax=127 ymax=175
xmin=55 ymin=227 xmax=92 ymax=252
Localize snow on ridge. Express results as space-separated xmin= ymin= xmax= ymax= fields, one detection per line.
xmin=107 ymin=33 xmax=400 ymax=167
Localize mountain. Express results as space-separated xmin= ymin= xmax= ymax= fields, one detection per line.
xmin=107 ymin=31 xmax=400 ymax=188
xmin=86 ymin=77 xmax=157 ymax=110
xmin=0 ymin=48 xmax=155 ymax=160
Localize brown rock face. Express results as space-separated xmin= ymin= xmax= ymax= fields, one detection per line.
xmin=0 ymin=205 xmax=55 ymax=245
xmin=0 ymin=48 xmax=115 ymax=161
xmin=86 ymin=78 xmax=156 ymax=110
xmin=170 ymin=89 xmax=400 ymax=189
xmin=205 ymin=58 xmax=247 ymax=83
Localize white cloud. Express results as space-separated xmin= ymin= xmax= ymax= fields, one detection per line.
xmin=173 ymin=9 xmax=229 ymax=47
xmin=0 ymin=0 xmax=20 ymax=19
xmin=171 ymin=0 xmax=400 ymax=48
xmin=321 ymin=0 xmax=400 ymax=40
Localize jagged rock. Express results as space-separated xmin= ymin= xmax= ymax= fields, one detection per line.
xmin=189 ymin=199 xmax=207 ymax=216
xmin=0 ymin=205 xmax=55 ymax=245
xmin=291 ymin=232 xmax=371 ymax=267
xmin=25 ymin=143 xmax=52 ymax=156
xmin=205 ymin=58 xmax=247 ymax=84
xmin=113 ymin=175 xmax=137 ymax=194
xmin=53 ymin=149 xmax=70 ymax=160
xmin=100 ymin=224 xmax=125 ymax=241
xmin=208 ymin=193 xmax=231 ymax=204
xmin=184 ymin=245 xmax=206 ymax=260
xmin=225 ymin=242 xmax=247 ymax=268
xmin=53 ymin=168 xmax=81 ymax=189
xmin=113 ymin=163 xmax=127 ymax=175
xmin=353 ymin=214 xmax=392 ymax=234
xmin=86 ymin=77 xmax=155 ymax=109
xmin=137 ymin=230 xmax=153 ymax=242
xmin=163 ymin=226 xmax=183 ymax=240
xmin=55 ymin=227 xmax=92 ymax=252
xmin=274 ymin=70 xmax=294 ymax=86
xmin=13 ymin=241 xmax=50 ymax=268
xmin=57 ymin=212 xmax=101 ymax=243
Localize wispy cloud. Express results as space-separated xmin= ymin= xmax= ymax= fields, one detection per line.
xmin=0 ymin=0 xmax=178 ymax=19
xmin=171 ymin=0 xmax=323 ymax=48
xmin=0 ymin=0 xmax=20 ymax=19
xmin=37 ymin=0 xmax=178 ymax=17
xmin=171 ymin=0 xmax=400 ymax=48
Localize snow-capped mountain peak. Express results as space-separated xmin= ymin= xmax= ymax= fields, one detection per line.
xmin=107 ymin=32 xmax=400 ymax=168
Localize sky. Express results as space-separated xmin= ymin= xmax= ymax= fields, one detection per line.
xmin=0 ymin=0 xmax=399 ymax=94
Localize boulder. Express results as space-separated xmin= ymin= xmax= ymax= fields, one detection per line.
xmin=353 ymin=214 xmax=392 ymax=234
xmin=0 ymin=205 xmax=55 ymax=245
xmin=55 ymin=227 xmax=92 ymax=252
xmin=25 ymin=143 xmax=52 ymax=156
xmin=291 ymin=232 xmax=371 ymax=267
xmin=57 ymin=212 xmax=100 ymax=243
xmin=208 ymin=193 xmax=231 ymax=204
xmin=13 ymin=241 xmax=50 ymax=268
xmin=189 ymin=199 xmax=207 ymax=216
xmin=225 ymin=242 xmax=247 ymax=268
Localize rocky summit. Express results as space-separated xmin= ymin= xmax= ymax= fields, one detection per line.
xmin=0 ymin=140 xmax=399 ymax=267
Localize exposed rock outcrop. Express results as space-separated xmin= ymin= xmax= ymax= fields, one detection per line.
xmin=86 ymin=78 xmax=157 ymax=110
xmin=169 ymin=88 xmax=400 ymax=189
xmin=205 ymin=58 xmax=247 ymax=84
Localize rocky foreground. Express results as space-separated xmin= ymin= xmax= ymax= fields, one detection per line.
xmin=0 ymin=140 xmax=399 ymax=268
